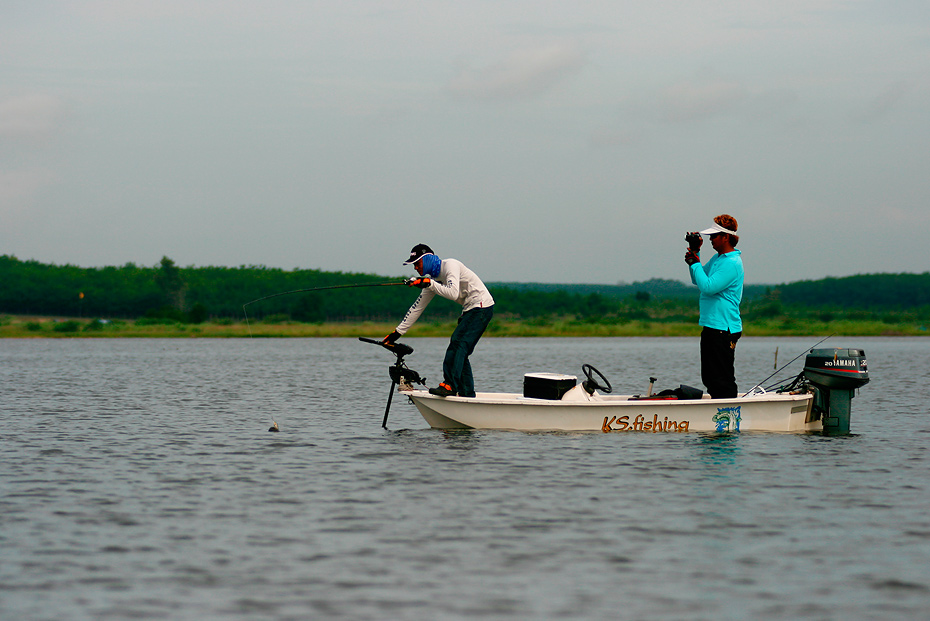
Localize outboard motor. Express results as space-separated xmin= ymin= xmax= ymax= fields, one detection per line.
xmin=802 ymin=348 xmax=869 ymax=435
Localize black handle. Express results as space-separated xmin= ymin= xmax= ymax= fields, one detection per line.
xmin=358 ymin=337 xmax=414 ymax=358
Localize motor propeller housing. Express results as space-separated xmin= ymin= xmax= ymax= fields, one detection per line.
xmin=389 ymin=365 xmax=424 ymax=387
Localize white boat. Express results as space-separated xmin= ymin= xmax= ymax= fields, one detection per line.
xmin=359 ymin=338 xmax=869 ymax=435
xmin=405 ymin=385 xmax=817 ymax=433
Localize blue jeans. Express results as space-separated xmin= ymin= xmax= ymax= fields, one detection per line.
xmin=443 ymin=306 xmax=494 ymax=397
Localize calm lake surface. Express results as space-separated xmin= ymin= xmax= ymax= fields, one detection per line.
xmin=2 ymin=336 xmax=930 ymax=620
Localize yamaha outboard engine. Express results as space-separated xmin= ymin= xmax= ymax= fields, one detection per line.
xmin=802 ymin=348 xmax=869 ymax=435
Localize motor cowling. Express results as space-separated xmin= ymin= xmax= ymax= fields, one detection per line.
xmin=803 ymin=348 xmax=869 ymax=389
xmin=803 ymin=348 xmax=869 ymax=435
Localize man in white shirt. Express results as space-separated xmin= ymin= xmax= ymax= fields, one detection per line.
xmin=384 ymin=244 xmax=495 ymax=397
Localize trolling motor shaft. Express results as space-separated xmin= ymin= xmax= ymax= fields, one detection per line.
xmin=358 ymin=337 xmax=426 ymax=428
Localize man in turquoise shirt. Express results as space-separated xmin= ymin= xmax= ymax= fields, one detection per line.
xmin=685 ymin=215 xmax=743 ymax=398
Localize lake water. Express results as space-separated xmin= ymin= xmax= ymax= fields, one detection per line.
xmin=2 ymin=336 xmax=930 ymax=620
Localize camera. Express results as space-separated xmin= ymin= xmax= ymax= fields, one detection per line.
xmin=685 ymin=232 xmax=702 ymax=251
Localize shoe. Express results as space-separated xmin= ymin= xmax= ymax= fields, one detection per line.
xmin=429 ymin=382 xmax=455 ymax=397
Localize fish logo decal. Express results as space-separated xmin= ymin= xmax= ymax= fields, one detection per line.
xmin=713 ymin=406 xmax=741 ymax=432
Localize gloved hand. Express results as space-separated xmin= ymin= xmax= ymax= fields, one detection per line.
xmin=685 ymin=249 xmax=700 ymax=266
xmin=382 ymin=330 xmax=401 ymax=344
xmin=685 ymin=232 xmax=703 ymax=251
xmin=406 ymin=276 xmax=431 ymax=289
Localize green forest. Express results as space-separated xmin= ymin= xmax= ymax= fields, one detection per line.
xmin=1 ymin=254 xmax=928 ymax=333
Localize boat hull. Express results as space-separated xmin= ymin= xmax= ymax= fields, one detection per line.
xmin=407 ymin=390 xmax=816 ymax=433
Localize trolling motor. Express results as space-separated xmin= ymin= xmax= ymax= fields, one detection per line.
xmin=802 ymin=348 xmax=870 ymax=435
xmin=358 ymin=337 xmax=426 ymax=428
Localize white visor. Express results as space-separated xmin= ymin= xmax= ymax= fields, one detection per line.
xmin=699 ymin=222 xmax=737 ymax=236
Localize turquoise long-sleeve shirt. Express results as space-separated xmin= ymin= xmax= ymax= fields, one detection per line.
xmin=689 ymin=250 xmax=743 ymax=333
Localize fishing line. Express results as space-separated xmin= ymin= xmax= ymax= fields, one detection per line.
xmin=242 ymin=280 xmax=408 ymax=432
xmin=241 ymin=280 xmax=406 ymax=337
xmin=740 ymin=333 xmax=835 ymax=398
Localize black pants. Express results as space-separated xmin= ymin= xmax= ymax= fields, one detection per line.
xmin=700 ymin=327 xmax=742 ymax=399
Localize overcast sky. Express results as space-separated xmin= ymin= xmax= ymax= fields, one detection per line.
xmin=3 ymin=1 xmax=928 ymax=285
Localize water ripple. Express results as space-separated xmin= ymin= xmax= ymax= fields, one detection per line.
xmin=2 ymin=337 xmax=930 ymax=619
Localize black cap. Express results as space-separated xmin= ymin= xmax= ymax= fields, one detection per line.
xmin=403 ymin=243 xmax=434 ymax=264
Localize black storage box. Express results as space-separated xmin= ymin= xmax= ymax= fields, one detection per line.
xmin=523 ymin=373 xmax=577 ymax=400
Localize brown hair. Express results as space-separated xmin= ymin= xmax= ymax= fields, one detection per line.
xmin=714 ymin=214 xmax=739 ymax=247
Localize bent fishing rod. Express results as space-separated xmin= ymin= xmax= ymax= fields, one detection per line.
xmin=242 ymin=280 xmax=408 ymax=336
xmin=740 ymin=333 xmax=835 ymax=398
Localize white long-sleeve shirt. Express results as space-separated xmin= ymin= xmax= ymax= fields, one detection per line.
xmin=395 ymin=258 xmax=495 ymax=334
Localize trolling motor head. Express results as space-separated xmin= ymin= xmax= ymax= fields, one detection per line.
xmin=358 ymin=337 xmax=425 ymax=389
xmin=359 ymin=337 xmax=426 ymax=429
xmin=358 ymin=337 xmax=414 ymax=359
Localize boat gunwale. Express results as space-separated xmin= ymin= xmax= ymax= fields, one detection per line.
xmin=406 ymin=390 xmax=813 ymax=408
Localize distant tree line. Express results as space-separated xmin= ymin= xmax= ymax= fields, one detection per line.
xmin=776 ymin=273 xmax=930 ymax=309
xmin=0 ymin=255 xmax=418 ymax=322
xmin=1 ymin=255 xmax=927 ymax=323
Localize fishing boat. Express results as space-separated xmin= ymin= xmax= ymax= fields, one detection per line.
xmin=407 ymin=385 xmax=814 ymax=434
xmin=359 ymin=338 xmax=869 ymax=435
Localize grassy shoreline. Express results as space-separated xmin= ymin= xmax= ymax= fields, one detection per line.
xmin=1 ymin=315 xmax=927 ymax=338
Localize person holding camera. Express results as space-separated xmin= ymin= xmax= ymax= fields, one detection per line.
xmin=685 ymin=215 xmax=744 ymax=399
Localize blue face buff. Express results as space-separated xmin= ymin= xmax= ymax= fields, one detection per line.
xmin=421 ymin=253 xmax=441 ymax=278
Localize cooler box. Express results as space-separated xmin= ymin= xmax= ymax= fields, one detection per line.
xmin=523 ymin=373 xmax=577 ymax=400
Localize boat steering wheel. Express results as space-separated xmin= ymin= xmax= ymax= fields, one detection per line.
xmin=581 ymin=364 xmax=612 ymax=394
